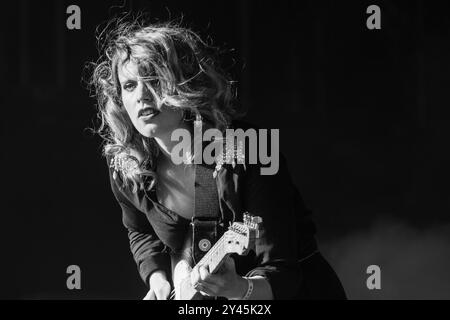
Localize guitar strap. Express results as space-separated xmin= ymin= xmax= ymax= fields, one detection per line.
xmin=192 ymin=164 xmax=222 ymax=265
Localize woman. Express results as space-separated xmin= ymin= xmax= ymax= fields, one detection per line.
xmin=90 ymin=19 xmax=346 ymax=300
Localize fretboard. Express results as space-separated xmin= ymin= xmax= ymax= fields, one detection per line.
xmin=196 ymin=235 xmax=229 ymax=273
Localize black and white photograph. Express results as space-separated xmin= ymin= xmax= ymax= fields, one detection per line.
xmin=2 ymin=0 xmax=450 ymax=302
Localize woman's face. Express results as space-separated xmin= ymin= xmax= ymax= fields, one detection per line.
xmin=117 ymin=60 xmax=183 ymax=139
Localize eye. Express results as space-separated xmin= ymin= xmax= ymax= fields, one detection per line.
xmin=149 ymin=78 xmax=160 ymax=88
xmin=141 ymin=75 xmax=158 ymax=87
xmin=123 ymin=81 xmax=137 ymax=92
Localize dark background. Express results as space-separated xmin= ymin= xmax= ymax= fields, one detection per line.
xmin=2 ymin=0 xmax=450 ymax=299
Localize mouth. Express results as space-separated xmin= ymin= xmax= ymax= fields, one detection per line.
xmin=138 ymin=106 xmax=161 ymax=120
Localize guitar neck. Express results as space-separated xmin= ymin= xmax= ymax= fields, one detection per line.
xmin=195 ymin=235 xmax=229 ymax=273
xmin=174 ymin=215 xmax=261 ymax=299
xmin=172 ymin=235 xmax=230 ymax=300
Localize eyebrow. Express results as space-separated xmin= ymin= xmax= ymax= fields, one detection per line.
xmin=118 ymin=64 xmax=137 ymax=83
xmin=119 ymin=75 xmax=161 ymax=86
xmin=117 ymin=64 xmax=159 ymax=84
xmin=120 ymin=78 xmax=136 ymax=85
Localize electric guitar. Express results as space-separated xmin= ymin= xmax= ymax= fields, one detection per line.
xmin=169 ymin=213 xmax=263 ymax=300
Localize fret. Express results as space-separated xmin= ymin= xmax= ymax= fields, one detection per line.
xmin=198 ymin=236 xmax=226 ymax=273
xmin=173 ymin=215 xmax=262 ymax=300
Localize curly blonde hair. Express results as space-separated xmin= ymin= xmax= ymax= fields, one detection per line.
xmin=89 ymin=17 xmax=240 ymax=192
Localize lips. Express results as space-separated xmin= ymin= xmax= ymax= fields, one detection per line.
xmin=138 ymin=106 xmax=160 ymax=118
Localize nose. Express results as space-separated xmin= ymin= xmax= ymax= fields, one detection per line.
xmin=136 ymin=81 xmax=153 ymax=104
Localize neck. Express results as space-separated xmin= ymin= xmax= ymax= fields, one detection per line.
xmin=154 ymin=121 xmax=193 ymax=163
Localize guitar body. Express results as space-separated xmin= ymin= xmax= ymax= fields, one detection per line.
xmin=169 ymin=220 xmax=217 ymax=300
xmin=171 ymin=252 xmax=204 ymax=300
xmin=169 ymin=213 xmax=263 ymax=300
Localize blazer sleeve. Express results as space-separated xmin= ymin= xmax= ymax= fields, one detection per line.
xmin=107 ymin=157 xmax=171 ymax=287
xmin=241 ymin=152 xmax=314 ymax=299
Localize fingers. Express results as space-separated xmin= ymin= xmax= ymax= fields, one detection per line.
xmin=189 ymin=258 xmax=241 ymax=299
xmin=144 ymin=282 xmax=171 ymax=300
xmin=190 ymin=265 xmax=200 ymax=287
xmin=154 ymin=289 xmax=169 ymax=300
xmin=198 ymin=265 xmax=210 ymax=281
xmin=195 ymin=283 xmax=218 ymax=297
xmin=143 ymin=289 xmax=156 ymax=300
xmin=154 ymin=282 xmax=171 ymax=300
xmin=191 ymin=265 xmax=225 ymax=296
xmin=191 ymin=265 xmax=216 ymax=284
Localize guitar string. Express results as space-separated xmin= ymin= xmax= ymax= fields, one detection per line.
xmin=198 ymin=235 xmax=226 ymax=271
xmin=169 ymin=224 xmax=250 ymax=299
xmin=169 ymin=236 xmax=227 ymax=299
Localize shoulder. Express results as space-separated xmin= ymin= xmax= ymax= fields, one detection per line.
xmin=105 ymin=154 xmax=124 ymax=196
xmin=105 ymin=154 xmax=134 ymax=205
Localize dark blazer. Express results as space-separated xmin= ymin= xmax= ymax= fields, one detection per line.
xmin=107 ymin=123 xmax=318 ymax=300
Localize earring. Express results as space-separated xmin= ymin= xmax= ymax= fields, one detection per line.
xmin=194 ymin=112 xmax=202 ymax=128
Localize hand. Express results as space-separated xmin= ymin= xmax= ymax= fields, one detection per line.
xmin=190 ymin=256 xmax=248 ymax=299
xmin=143 ymin=271 xmax=171 ymax=300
